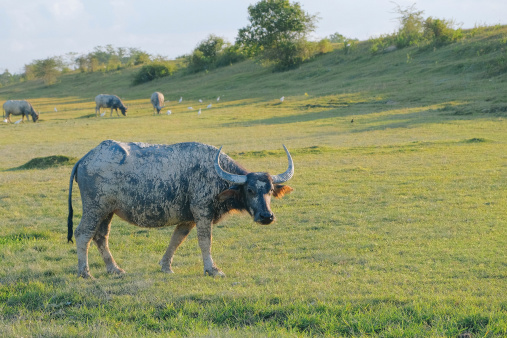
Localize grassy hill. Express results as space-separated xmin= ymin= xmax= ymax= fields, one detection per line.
xmin=0 ymin=26 xmax=506 ymax=336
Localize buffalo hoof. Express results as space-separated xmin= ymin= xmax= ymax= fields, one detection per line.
xmin=161 ymin=267 xmax=174 ymax=274
xmin=205 ymin=267 xmax=225 ymax=277
xmin=78 ymin=270 xmax=94 ymax=279
xmin=108 ymin=266 xmax=125 ymax=275
xmin=159 ymin=260 xmax=174 ymax=274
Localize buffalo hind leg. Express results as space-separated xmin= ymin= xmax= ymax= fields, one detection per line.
xmin=93 ymin=213 xmax=125 ymax=275
xmin=74 ymin=213 xmax=100 ymax=278
xmin=159 ymin=222 xmax=195 ymax=273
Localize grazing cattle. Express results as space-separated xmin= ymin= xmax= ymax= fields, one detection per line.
xmin=67 ymin=141 xmax=294 ymax=278
xmin=95 ymin=94 xmax=128 ymax=117
xmin=3 ymin=100 xmax=39 ymax=123
xmin=151 ymin=92 xmax=164 ymax=114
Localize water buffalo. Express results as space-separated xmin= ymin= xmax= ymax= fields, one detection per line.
xmin=3 ymin=100 xmax=39 ymax=123
xmin=67 ymin=141 xmax=294 ymax=278
xmin=151 ymin=92 xmax=164 ymax=114
xmin=95 ymin=94 xmax=127 ymax=117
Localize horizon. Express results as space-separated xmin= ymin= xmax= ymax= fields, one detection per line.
xmin=1 ymin=0 xmax=506 ymax=75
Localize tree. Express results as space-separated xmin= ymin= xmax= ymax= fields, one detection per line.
xmin=187 ymin=35 xmax=226 ymax=72
xmin=392 ymin=3 xmax=425 ymax=47
xmin=33 ymin=57 xmax=63 ymax=85
xmin=24 ymin=64 xmax=36 ymax=80
xmin=0 ymin=69 xmax=13 ymax=86
xmin=236 ymin=0 xmax=317 ymax=70
xmin=328 ymin=33 xmax=347 ymax=43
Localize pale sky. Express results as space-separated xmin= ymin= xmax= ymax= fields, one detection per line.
xmin=1 ymin=0 xmax=505 ymax=74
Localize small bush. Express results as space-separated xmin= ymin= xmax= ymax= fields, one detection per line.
xmin=424 ymin=17 xmax=463 ymax=46
xmin=315 ymin=39 xmax=334 ymax=54
xmin=132 ymin=62 xmax=175 ymax=85
xmin=187 ymin=35 xmax=226 ymax=73
xmin=186 ymin=49 xmax=210 ymax=73
xmin=369 ymin=34 xmax=396 ymax=54
xmin=216 ymin=45 xmax=247 ymax=67
xmin=265 ymin=39 xmax=313 ymax=71
xmin=186 ymin=35 xmax=246 ymax=73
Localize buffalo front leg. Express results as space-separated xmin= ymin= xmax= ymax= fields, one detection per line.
xmin=159 ymin=222 xmax=195 ymax=273
xmin=195 ymin=218 xmax=225 ymax=277
xmin=93 ymin=213 xmax=125 ymax=275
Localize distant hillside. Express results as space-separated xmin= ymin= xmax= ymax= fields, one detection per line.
xmin=1 ymin=25 xmax=506 ymax=117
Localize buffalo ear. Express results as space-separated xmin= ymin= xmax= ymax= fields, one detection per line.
xmin=217 ymin=188 xmax=241 ymax=203
xmin=273 ymin=185 xmax=293 ymax=199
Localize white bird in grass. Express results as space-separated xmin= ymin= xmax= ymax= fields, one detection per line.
xmin=179 ymin=97 xmax=183 ymax=103
xmin=188 ymin=107 xmax=193 ymax=110
xmin=100 ymin=112 xmax=106 ymax=117
xmin=198 ymin=108 xmax=201 ymax=115
xmin=166 ymin=110 xmax=172 ymax=115
xmin=207 ymin=103 xmax=212 ymax=109
xmin=280 ymin=96 xmax=285 ymax=102
xmin=217 ymin=96 xmax=220 ymax=101
xmin=54 ymin=107 xmax=58 ymax=112
xmin=3 ymin=119 xmax=8 ymax=123
xmin=199 ymin=99 xmax=202 ymax=103
xmin=14 ymin=119 xmax=22 ymax=124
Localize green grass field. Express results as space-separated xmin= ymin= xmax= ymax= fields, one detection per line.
xmin=0 ymin=26 xmax=506 ymax=336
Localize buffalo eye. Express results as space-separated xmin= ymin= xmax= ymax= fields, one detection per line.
xmin=247 ymin=187 xmax=255 ymax=196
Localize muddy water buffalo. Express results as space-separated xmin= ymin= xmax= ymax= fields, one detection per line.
xmin=67 ymin=141 xmax=294 ymax=278
xmin=3 ymin=100 xmax=39 ymax=123
xmin=95 ymin=94 xmax=128 ymax=117
xmin=151 ymin=92 xmax=164 ymax=114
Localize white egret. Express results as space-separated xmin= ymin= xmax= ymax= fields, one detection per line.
xmin=280 ymin=96 xmax=285 ymax=102
xmin=207 ymin=103 xmax=212 ymax=109
xmin=179 ymin=97 xmax=183 ymax=103
xmin=14 ymin=119 xmax=22 ymax=124
xmin=167 ymin=110 xmax=172 ymax=115
xmin=188 ymin=107 xmax=193 ymax=110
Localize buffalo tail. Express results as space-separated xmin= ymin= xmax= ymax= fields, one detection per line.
xmin=67 ymin=159 xmax=80 ymax=243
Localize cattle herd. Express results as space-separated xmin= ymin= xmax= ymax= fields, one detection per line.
xmin=2 ymin=91 xmax=175 ymax=123
xmin=2 ymin=91 xmax=296 ymax=278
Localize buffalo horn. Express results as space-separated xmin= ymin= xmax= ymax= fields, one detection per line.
xmin=214 ymin=146 xmax=248 ymax=184
xmin=271 ymin=145 xmax=294 ymax=183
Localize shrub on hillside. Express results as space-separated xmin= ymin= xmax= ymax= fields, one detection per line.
xmin=215 ymin=45 xmax=247 ymax=67
xmin=132 ymin=62 xmax=175 ymax=85
xmin=264 ymin=39 xmax=313 ymax=71
xmin=187 ymin=35 xmax=225 ymax=73
xmin=315 ymin=39 xmax=334 ymax=54
xmin=369 ymin=34 xmax=397 ymax=54
xmin=393 ymin=3 xmax=425 ymax=48
xmin=369 ymin=4 xmax=464 ymax=54
xmin=423 ymin=17 xmax=463 ymax=46
xmin=187 ymin=35 xmax=246 ymax=73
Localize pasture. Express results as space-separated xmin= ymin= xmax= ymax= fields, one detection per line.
xmin=0 ymin=27 xmax=506 ymax=336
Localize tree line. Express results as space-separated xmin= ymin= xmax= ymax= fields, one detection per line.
xmin=1 ymin=1 xmax=464 ymax=88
